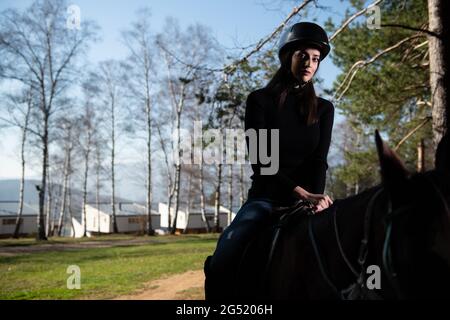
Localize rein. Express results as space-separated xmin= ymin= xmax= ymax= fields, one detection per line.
xmin=308 ymin=188 xmax=384 ymax=300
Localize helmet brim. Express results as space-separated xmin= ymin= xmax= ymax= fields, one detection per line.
xmin=279 ymin=39 xmax=330 ymax=61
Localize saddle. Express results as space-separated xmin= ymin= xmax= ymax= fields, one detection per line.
xmin=204 ymin=199 xmax=315 ymax=300
xmin=230 ymin=199 xmax=315 ymax=298
xmin=263 ymin=200 xmax=316 ymax=278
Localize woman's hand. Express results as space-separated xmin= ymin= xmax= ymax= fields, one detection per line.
xmin=292 ymin=186 xmax=333 ymax=213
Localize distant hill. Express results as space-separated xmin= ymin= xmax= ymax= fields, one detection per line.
xmin=0 ymin=179 xmax=40 ymax=203
xmin=0 ymin=179 xmax=143 ymax=218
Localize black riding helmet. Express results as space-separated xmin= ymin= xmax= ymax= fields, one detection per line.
xmin=278 ymin=22 xmax=330 ymax=62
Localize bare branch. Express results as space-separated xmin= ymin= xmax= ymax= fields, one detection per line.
xmin=330 ymin=0 xmax=384 ymax=42
xmin=381 ymin=23 xmax=442 ymax=39
xmin=0 ymin=116 xmax=42 ymax=138
xmin=394 ymin=116 xmax=432 ymax=151
xmin=333 ymin=34 xmax=423 ymax=101
xmin=224 ymin=0 xmax=313 ymax=74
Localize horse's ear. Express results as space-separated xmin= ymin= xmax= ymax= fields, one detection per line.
xmin=435 ymin=132 xmax=450 ymax=172
xmin=375 ymin=130 xmax=410 ymax=190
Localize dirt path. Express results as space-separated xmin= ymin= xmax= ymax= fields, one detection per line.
xmin=114 ymin=269 xmax=205 ymax=300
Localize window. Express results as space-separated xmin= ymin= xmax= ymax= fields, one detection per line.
xmin=128 ymin=217 xmax=140 ymax=224
xmin=2 ymin=218 xmax=22 ymax=225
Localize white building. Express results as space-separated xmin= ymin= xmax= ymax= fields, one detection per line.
xmin=0 ymin=201 xmax=39 ymax=237
xmin=159 ymin=203 xmax=237 ymax=233
xmin=71 ymin=202 xmax=161 ymax=238
xmin=70 ymin=202 xmax=239 ymax=237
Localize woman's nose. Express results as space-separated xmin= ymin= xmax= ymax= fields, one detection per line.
xmin=304 ymin=58 xmax=312 ymax=67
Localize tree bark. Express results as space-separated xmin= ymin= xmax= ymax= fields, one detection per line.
xmin=183 ymin=168 xmax=193 ymax=234
xmin=13 ymin=92 xmax=31 ymax=238
xmin=171 ymin=83 xmax=187 ymax=235
xmin=58 ymin=137 xmax=70 ymax=237
xmin=146 ymin=94 xmax=154 ymax=236
xmin=68 ymin=174 xmax=74 ymax=238
xmin=199 ymin=163 xmax=210 ymax=233
xmin=239 ymin=165 xmax=245 ymax=207
xmin=37 ymin=112 xmax=49 ymax=241
xmin=45 ymin=169 xmax=53 ymax=237
xmin=417 ymin=138 xmax=426 ymax=172
xmin=428 ymin=0 xmax=450 ymax=145
xmin=82 ymin=130 xmax=92 ymax=237
xmin=227 ymin=164 xmax=233 ymax=226
xmin=214 ymin=164 xmax=223 ymax=232
xmin=111 ymin=96 xmax=118 ymax=233
xmin=96 ymin=144 xmax=101 ymax=234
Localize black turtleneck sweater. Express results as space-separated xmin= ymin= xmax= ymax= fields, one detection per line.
xmin=245 ymin=87 xmax=334 ymax=205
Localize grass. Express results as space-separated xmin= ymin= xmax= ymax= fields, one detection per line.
xmin=0 ymin=234 xmax=219 ymax=300
xmin=0 ymin=234 xmax=145 ymax=247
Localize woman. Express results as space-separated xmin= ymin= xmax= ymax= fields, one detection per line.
xmin=205 ymin=22 xmax=335 ymax=299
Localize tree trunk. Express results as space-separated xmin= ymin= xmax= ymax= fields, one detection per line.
xmin=146 ymin=96 xmax=154 ymax=236
xmin=417 ymin=138 xmax=426 ymax=172
xmin=58 ymin=142 xmax=70 ymax=237
xmin=96 ymin=143 xmax=101 ymax=233
xmin=428 ymin=0 xmax=450 ymax=145
xmin=37 ymin=113 xmax=49 ymax=241
xmin=68 ymin=175 xmax=74 ymax=238
xmin=183 ymin=168 xmax=193 ymax=234
xmin=111 ymin=98 xmax=118 ymax=233
xmin=199 ymin=163 xmax=210 ymax=233
xmin=13 ymin=96 xmax=31 ymax=238
xmin=214 ymin=163 xmax=223 ymax=233
xmin=239 ymin=165 xmax=245 ymax=207
xmin=45 ymin=169 xmax=53 ymax=237
xmin=227 ymin=164 xmax=233 ymax=226
xmin=171 ymin=85 xmax=186 ymax=235
xmin=171 ymin=163 xmax=182 ymax=234
xmin=82 ymin=136 xmax=91 ymax=237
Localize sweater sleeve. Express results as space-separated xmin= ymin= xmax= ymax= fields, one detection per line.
xmin=244 ymin=91 xmax=298 ymax=193
xmin=310 ymin=100 xmax=335 ymax=194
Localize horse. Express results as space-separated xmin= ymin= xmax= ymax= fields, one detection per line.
xmin=204 ymin=130 xmax=450 ymax=300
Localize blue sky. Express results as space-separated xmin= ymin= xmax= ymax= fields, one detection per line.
xmin=0 ymin=0 xmax=348 ymax=181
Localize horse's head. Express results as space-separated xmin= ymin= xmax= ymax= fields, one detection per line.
xmin=374 ymin=130 xmax=450 ymax=299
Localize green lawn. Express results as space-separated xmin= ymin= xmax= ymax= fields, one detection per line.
xmin=0 ymin=234 xmax=144 ymax=247
xmin=0 ymin=234 xmax=219 ymax=300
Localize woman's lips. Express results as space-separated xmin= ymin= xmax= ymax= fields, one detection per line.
xmin=301 ymin=70 xmax=310 ymax=74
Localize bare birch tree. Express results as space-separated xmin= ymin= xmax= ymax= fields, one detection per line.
xmin=0 ymin=0 xmax=98 ymax=240
xmin=96 ymin=61 xmax=125 ymax=233
xmin=122 ymin=8 xmax=156 ymax=235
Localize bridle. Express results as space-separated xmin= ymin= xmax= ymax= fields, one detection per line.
xmin=309 ymin=172 xmax=450 ymax=300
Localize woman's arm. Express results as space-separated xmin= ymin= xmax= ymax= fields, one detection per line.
xmin=292 ymin=185 xmax=333 ymax=212
xmin=310 ymin=99 xmax=335 ymax=194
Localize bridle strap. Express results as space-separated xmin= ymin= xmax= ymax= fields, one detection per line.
xmin=358 ymin=188 xmax=384 ymax=267
xmin=308 ymin=188 xmax=385 ymax=299
xmin=333 ymin=205 xmax=359 ymax=277
xmin=308 ymin=215 xmax=341 ymax=297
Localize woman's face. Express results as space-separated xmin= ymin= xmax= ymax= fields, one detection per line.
xmin=290 ymin=46 xmax=321 ymax=83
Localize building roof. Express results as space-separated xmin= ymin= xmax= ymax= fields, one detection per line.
xmin=88 ymin=202 xmax=159 ymax=216
xmin=85 ymin=202 xmax=240 ymax=216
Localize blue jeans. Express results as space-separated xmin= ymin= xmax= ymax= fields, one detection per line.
xmin=207 ymin=197 xmax=291 ymax=297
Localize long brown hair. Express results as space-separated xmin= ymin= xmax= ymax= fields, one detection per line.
xmin=265 ymin=48 xmax=319 ymax=125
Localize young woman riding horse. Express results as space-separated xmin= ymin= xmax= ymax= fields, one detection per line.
xmin=205 ymin=22 xmax=335 ymax=300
